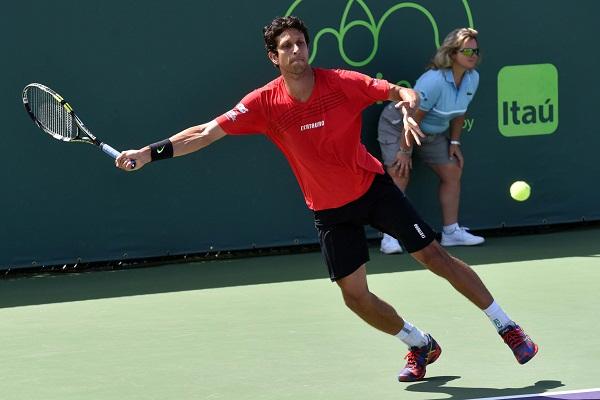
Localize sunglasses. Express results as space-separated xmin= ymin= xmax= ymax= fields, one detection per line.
xmin=458 ymin=48 xmax=480 ymax=57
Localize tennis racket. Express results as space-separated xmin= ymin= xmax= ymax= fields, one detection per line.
xmin=22 ymin=83 xmax=134 ymax=168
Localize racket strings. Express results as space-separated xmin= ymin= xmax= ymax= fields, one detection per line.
xmin=28 ymin=87 xmax=75 ymax=140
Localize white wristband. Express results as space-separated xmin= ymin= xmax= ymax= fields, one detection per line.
xmin=450 ymin=140 xmax=461 ymax=145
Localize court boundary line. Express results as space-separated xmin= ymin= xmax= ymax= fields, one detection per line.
xmin=467 ymin=388 xmax=600 ymax=400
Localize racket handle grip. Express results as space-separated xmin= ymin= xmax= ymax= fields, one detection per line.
xmin=100 ymin=143 xmax=136 ymax=169
xmin=100 ymin=143 xmax=120 ymax=158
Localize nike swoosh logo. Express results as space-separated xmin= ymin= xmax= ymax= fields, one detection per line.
xmin=391 ymin=119 xmax=402 ymax=124
xmin=156 ymin=146 xmax=165 ymax=153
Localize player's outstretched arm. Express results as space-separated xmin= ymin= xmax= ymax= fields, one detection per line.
xmin=115 ymin=120 xmax=227 ymax=171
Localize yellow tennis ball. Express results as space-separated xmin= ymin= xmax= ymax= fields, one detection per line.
xmin=510 ymin=181 xmax=531 ymax=201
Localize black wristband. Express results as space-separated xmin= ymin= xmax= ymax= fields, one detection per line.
xmin=150 ymin=139 xmax=173 ymax=161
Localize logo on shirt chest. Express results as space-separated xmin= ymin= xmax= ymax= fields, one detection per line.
xmin=300 ymin=120 xmax=325 ymax=132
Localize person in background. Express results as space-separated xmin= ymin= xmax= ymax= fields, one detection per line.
xmin=378 ymin=28 xmax=485 ymax=254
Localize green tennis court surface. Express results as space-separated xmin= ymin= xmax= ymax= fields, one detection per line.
xmin=1 ymin=227 xmax=599 ymax=400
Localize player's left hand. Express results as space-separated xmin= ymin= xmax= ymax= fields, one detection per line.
xmin=398 ymin=105 xmax=425 ymax=146
xmin=393 ymin=86 xmax=419 ymax=111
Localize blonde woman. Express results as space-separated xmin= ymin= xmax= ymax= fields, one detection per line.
xmin=378 ymin=28 xmax=484 ymax=254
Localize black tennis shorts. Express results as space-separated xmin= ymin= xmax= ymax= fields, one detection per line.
xmin=313 ymin=173 xmax=435 ymax=281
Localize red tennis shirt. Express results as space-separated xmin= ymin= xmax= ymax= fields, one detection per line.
xmin=216 ymin=68 xmax=390 ymax=211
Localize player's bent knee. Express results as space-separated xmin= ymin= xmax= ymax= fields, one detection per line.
xmin=339 ymin=286 xmax=370 ymax=311
xmin=412 ymin=242 xmax=455 ymax=277
xmin=336 ymin=264 xmax=371 ymax=309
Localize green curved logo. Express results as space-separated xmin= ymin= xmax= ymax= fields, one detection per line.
xmin=285 ymin=0 xmax=474 ymax=67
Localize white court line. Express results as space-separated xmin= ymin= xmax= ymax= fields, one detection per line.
xmin=467 ymin=388 xmax=600 ymax=400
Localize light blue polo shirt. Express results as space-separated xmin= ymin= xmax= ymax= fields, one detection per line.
xmin=414 ymin=68 xmax=479 ymax=134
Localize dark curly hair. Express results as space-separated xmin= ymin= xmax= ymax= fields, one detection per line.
xmin=262 ymin=16 xmax=310 ymax=54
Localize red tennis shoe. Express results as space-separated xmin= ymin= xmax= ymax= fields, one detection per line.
xmin=397 ymin=334 xmax=442 ymax=382
xmin=500 ymin=324 xmax=538 ymax=364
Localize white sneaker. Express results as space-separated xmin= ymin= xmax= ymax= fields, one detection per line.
xmin=441 ymin=226 xmax=485 ymax=246
xmin=380 ymin=233 xmax=403 ymax=254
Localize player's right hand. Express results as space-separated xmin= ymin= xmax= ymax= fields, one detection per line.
xmin=116 ymin=149 xmax=148 ymax=171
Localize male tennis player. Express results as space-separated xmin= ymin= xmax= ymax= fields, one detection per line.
xmin=116 ymin=16 xmax=537 ymax=382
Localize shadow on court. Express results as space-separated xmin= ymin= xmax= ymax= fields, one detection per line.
xmin=1 ymin=226 xmax=599 ymax=309
xmin=406 ymin=376 xmax=565 ymax=399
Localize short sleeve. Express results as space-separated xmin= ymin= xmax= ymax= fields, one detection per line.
xmin=414 ymin=70 xmax=442 ymax=112
xmin=468 ymin=69 xmax=480 ymax=98
xmin=335 ymin=69 xmax=390 ymax=107
xmin=216 ymin=89 xmax=268 ymax=135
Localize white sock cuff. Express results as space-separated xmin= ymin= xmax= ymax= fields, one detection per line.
xmin=483 ymin=301 xmax=501 ymax=316
xmin=395 ymin=321 xmax=429 ymax=348
xmin=395 ymin=321 xmax=414 ymax=340
xmin=483 ymin=300 xmax=513 ymax=332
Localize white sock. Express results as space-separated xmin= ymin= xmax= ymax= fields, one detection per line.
xmin=395 ymin=321 xmax=429 ymax=348
xmin=443 ymin=223 xmax=459 ymax=234
xmin=484 ymin=301 xmax=513 ymax=332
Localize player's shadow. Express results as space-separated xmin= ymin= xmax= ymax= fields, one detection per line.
xmin=405 ymin=376 xmax=564 ymax=399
